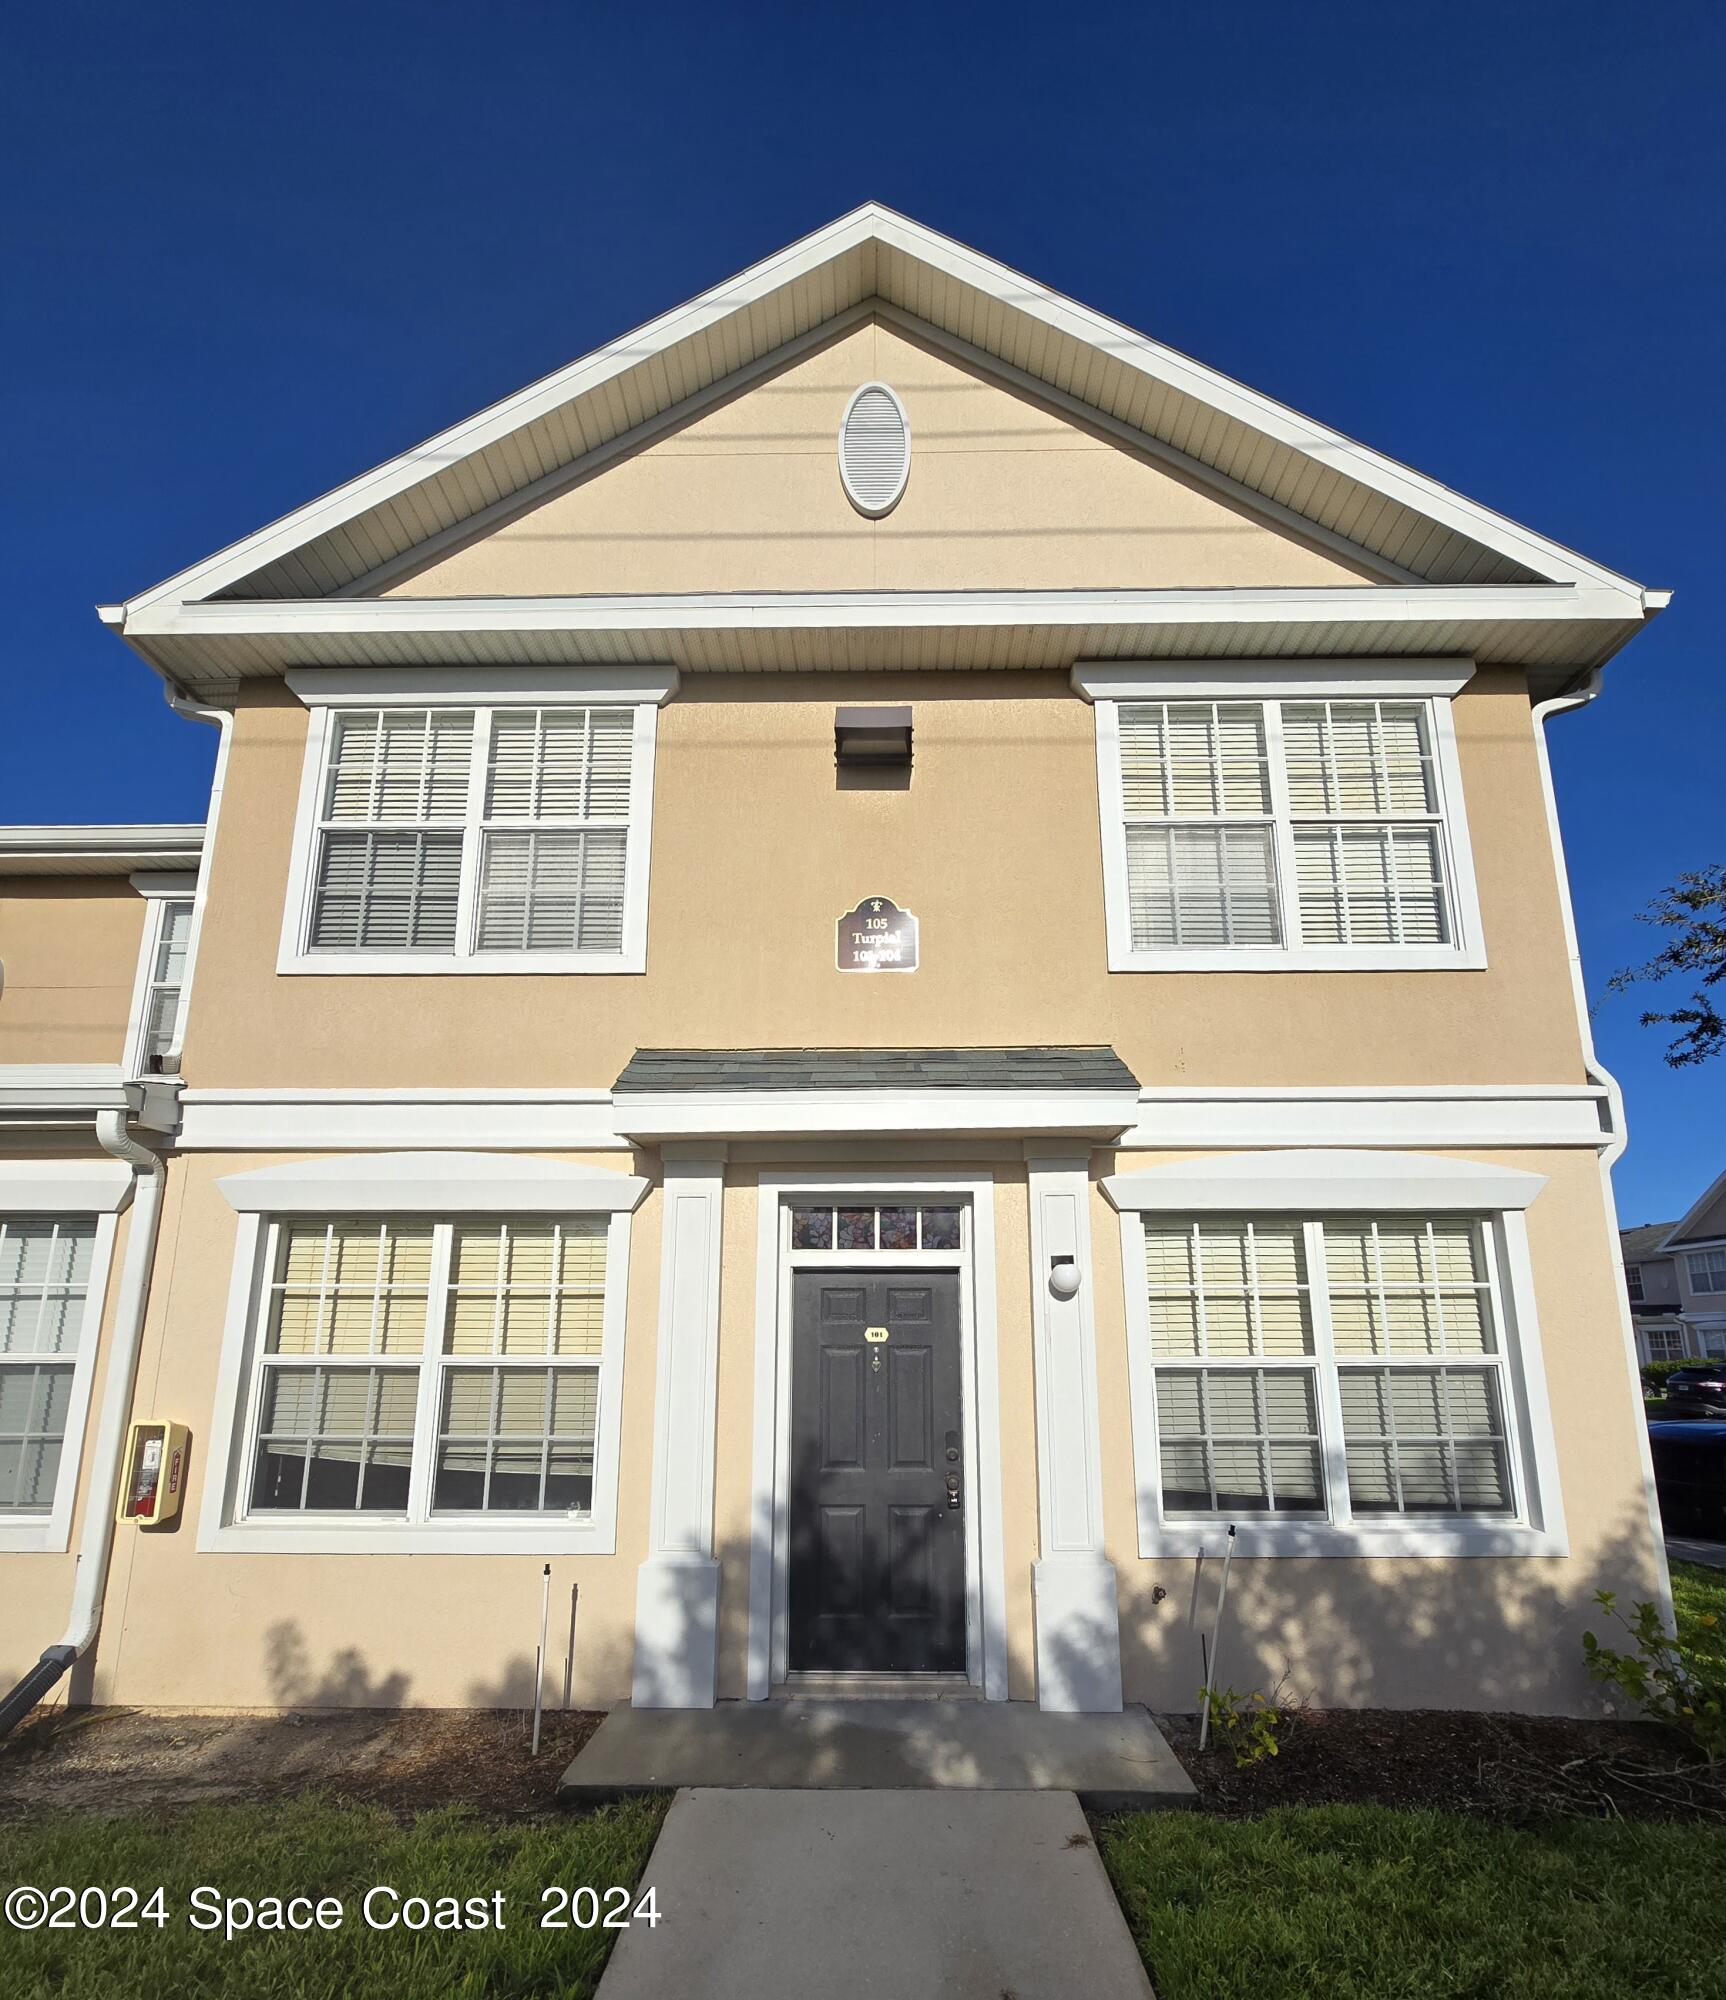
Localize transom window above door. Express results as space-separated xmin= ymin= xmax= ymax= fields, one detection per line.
xmin=790 ymin=1204 xmax=964 ymax=1252
xmin=276 ymin=668 xmax=676 ymax=976
xmin=1076 ymin=665 xmax=1484 ymax=973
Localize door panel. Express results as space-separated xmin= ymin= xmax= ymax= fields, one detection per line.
xmin=789 ymin=1269 xmax=965 ymax=1673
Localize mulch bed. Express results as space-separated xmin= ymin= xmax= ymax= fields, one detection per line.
xmin=0 ymin=1706 xmax=604 ymax=1821
xmin=1159 ymin=1707 xmax=1726 ymax=1824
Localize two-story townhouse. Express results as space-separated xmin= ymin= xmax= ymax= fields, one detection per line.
xmin=1620 ymin=1222 xmax=1688 ymax=1365
xmin=0 ymin=207 xmax=1674 ymax=1727
xmin=1658 ymin=1171 xmax=1726 ymax=1361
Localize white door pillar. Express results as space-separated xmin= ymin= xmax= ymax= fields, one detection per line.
xmin=1026 ymin=1151 xmax=1123 ymax=1712
xmin=632 ymin=1148 xmax=727 ymax=1708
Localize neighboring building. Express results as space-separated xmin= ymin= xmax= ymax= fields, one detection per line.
xmin=1624 ymin=1173 xmax=1726 ymax=1365
xmin=0 ymin=207 xmax=1675 ymax=1724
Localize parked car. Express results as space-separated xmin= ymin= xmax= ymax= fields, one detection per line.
xmin=1648 ymin=1421 xmax=1726 ymax=1539
xmin=1662 ymin=1366 xmax=1726 ymax=1419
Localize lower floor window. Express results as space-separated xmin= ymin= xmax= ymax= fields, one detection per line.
xmin=0 ymin=1217 xmax=96 ymax=1516
xmin=243 ymin=1215 xmax=610 ymax=1522
xmin=1141 ymin=1213 xmax=1521 ymax=1524
xmin=1645 ymin=1326 xmax=1687 ymax=1364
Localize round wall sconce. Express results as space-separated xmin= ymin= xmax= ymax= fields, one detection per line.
xmin=1048 ymin=1258 xmax=1082 ymax=1301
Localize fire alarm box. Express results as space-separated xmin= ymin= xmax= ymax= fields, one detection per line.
xmin=117 ymin=1421 xmax=190 ymax=1527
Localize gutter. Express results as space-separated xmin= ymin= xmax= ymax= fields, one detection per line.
xmin=1529 ymin=668 xmax=1674 ymax=1626
xmin=0 ymin=1112 xmax=167 ymax=1737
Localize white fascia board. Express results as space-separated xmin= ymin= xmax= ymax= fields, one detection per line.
xmin=1119 ymin=1084 xmax=1612 ymax=1151
xmin=1072 ymin=658 xmax=1476 ymax=701
xmin=1658 ymin=1166 xmax=1726 ymax=1252
xmin=119 ymin=203 xmax=1648 ymax=615
xmin=0 ymin=1064 xmax=136 ymax=1121
xmin=866 ymin=209 xmax=1646 ymax=601
xmin=283 ymin=664 xmax=680 ymax=708
xmin=0 ymin=1158 xmax=135 ymax=1212
xmin=217 ymin=1150 xmax=648 ymax=1214
xmin=613 ymin=1088 xmax=1141 ymax=1142
xmin=178 ymin=1088 xmax=628 ymax=1151
xmin=116 ymin=581 xmax=1640 ymax=644
xmin=1103 ymin=1148 xmax=1548 ymax=1213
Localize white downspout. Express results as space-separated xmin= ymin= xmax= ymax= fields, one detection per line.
xmin=159 ymin=681 xmax=233 ymax=1070
xmin=1530 ymin=671 xmax=1674 ymax=1625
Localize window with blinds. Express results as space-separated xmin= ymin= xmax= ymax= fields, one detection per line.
xmin=245 ymin=1215 xmax=613 ymax=1520
xmin=1111 ymin=697 xmax=1459 ymax=957
xmin=137 ymin=898 xmax=194 ymax=1073
xmin=0 ymin=1217 xmax=97 ymax=1517
xmin=1140 ymin=1213 xmax=1517 ymax=1523
xmin=303 ymin=704 xmax=641 ymax=961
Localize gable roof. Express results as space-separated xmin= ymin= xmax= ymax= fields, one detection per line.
xmin=1662 ymin=1168 xmax=1726 ymax=1251
xmin=118 ymin=204 xmax=1654 ymax=614
xmin=1620 ymin=1221 xmax=1679 ymax=1262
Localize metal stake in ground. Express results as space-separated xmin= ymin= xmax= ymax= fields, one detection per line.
xmin=1197 ymin=1524 xmax=1237 ymax=1754
xmin=528 ymin=1560 xmax=552 ymax=1752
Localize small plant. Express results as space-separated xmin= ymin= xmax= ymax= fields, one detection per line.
xmin=1199 ymin=1684 xmax=1282 ymax=1767
xmin=1583 ymin=1589 xmax=1726 ymax=1762
xmin=1640 ymin=1358 xmax=1698 ymax=1393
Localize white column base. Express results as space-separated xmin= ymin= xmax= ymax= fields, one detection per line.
xmin=1033 ymin=1556 xmax=1123 ymax=1713
xmin=631 ymin=1556 xmax=721 ymax=1709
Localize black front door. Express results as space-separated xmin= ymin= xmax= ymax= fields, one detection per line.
xmin=788 ymin=1270 xmax=966 ymax=1673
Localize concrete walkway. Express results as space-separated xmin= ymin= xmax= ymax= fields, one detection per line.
xmin=561 ymin=1699 xmax=1194 ymax=1810
xmin=596 ymin=1787 xmax=1155 ymax=1999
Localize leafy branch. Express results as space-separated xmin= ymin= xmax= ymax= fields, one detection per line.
xmin=1607 ymin=864 xmax=1726 ymax=1068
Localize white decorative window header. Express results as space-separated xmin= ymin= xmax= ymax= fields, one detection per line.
xmin=839 ymin=383 xmax=911 ymax=516
xmin=1104 ymin=1150 xmax=1547 ymax=1215
xmin=217 ymin=1152 xmax=649 ymax=1216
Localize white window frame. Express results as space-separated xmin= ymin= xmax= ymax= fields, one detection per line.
xmin=0 ymin=1163 xmax=131 ymax=1554
xmin=1075 ymin=660 xmax=1486 ymax=972
xmin=1686 ymin=1249 xmax=1726 ymax=1296
xmin=1625 ymin=1263 xmax=1645 ymax=1302
xmin=124 ymin=873 xmax=199 ymax=1077
xmin=1104 ymin=1149 xmax=1565 ymax=1557
xmin=276 ymin=666 xmax=677 ymax=976
xmin=198 ymin=1153 xmax=646 ymax=1553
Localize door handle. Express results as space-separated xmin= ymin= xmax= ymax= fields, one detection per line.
xmin=945 ymin=1471 xmax=962 ymax=1510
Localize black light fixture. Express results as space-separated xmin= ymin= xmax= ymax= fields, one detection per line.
xmin=834 ymin=704 xmax=913 ymax=769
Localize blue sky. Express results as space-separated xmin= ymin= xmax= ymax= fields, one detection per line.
xmin=4 ymin=0 xmax=1720 ymax=1224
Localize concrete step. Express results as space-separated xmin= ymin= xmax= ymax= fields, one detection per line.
xmin=560 ymin=1698 xmax=1195 ymax=1810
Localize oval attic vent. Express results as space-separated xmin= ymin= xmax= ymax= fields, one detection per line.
xmin=838 ymin=382 xmax=911 ymax=516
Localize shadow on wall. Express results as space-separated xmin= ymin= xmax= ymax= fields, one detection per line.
xmin=1115 ymin=1509 xmax=1665 ymax=1717
xmin=255 ymin=1573 xmax=637 ymax=1714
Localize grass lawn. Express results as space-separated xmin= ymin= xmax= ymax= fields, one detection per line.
xmin=1098 ymin=1806 xmax=1726 ymax=2000
xmin=1670 ymin=1556 xmax=1726 ymax=1673
xmin=0 ymin=1794 xmax=666 ymax=2000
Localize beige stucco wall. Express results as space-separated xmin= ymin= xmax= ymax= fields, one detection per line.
xmin=0 ymin=878 xmax=146 ymax=1067
xmin=1 ymin=1138 xmax=1662 ymax=1716
xmin=382 ymin=318 xmax=1376 ymax=599
xmin=1097 ymin=1146 xmax=1663 ymax=1713
xmin=180 ymin=666 xmax=1588 ymax=1093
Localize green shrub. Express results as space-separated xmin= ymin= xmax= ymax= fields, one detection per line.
xmin=1583 ymin=1588 xmax=1726 ymax=1762
xmin=1200 ymin=1685 xmax=1282 ymax=1767
xmin=1641 ymin=1357 xmax=1699 ymax=1390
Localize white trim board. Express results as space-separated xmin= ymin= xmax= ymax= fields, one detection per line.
xmin=283 ymin=665 xmax=680 ymax=708
xmin=614 ymin=1088 xmax=1141 ymax=1143
xmin=216 ymin=1151 xmax=648 ymax=1214
xmin=1103 ymin=1149 xmax=1547 ymax=1214
xmin=177 ymin=1088 xmax=629 ymax=1152
xmin=1119 ymin=1085 xmax=1613 ymax=1151
xmin=0 ymin=1159 xmax=135 ymax=1212
xmin=746 ymin=1170 xmax=1009 ymax=1703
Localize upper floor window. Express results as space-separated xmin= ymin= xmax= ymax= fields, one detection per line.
xmin=1078 ymin=665 xmax=1484 ymax=972
xmin=1688 ymin=1250 xmax=1726 ymax=1295
xmin=277 ymin=669 xmax=675 ymax=975
xmin=1625 ymin=1263 xmax=1645 ymax=1301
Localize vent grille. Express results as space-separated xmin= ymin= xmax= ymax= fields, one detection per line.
xmin=839 ymin=383 xmax=910 ymax=515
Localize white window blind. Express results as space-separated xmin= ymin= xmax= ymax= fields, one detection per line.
xmin=1688 ymin=1250 xmax=1726 ymax=1295
xmin=0 ymin=1217 xmax=96 ymax=1516
xmin=1112 ymin=697 xmax=1460 ymax=957
xmin=1141 ymin=1213 xmax=1518 ymax=1523
xmin=304 ymin=704 xmax=641 ymax=961
xmin=245 ymin=1215 xmax=611 ymax=1521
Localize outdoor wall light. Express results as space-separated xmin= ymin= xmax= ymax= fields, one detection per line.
xmin=1048 ymin=1256 xmax=1082 ymax=1301
xmin=834 ymin=705 xmax=913 ymax=769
